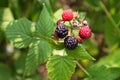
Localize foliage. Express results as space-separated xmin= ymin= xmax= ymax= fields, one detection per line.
xmin=47 ymin=55 xmax=76 ymax=80
xmin=0 ymin=0 xmax=120 ymax=80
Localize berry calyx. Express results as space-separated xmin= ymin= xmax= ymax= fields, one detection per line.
xmin=79 ymin=26 xmax=92 ymax=39
xmin=72 ymin=21 xmax=80 ymax=28
xmin=62 ymin=10 xmax=73 ymax=21
xmin=73 ymin=11 xmax=79 ymax=18
xmin=64 ymin=36 xmax=78 ymax=50
xmin=53 ymin=32 xmax=59 ymax=41
xmin=55 ymin=24 xmax=68 ymax=38
xmin=56 ymin=19 xmax=64 ymax=25
xmin=81 ymin=20 xmax=88 ymax=26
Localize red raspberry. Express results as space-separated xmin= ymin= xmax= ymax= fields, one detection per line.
xmin=62 ymin=10 xmax=73 ymax=21
xmin=79 ymin=26 xmax=92 ymax=39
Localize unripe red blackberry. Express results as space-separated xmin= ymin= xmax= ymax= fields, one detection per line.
xmin=77 ymin=36 xmax=83 ymax=43
xmin=55 ymin=24 xmax=68 ymax=38
xmin=62 ymin=10 xmax=73 ymax=21
xmin=64 ymin=36 xmax=78 ymax=50
xmin=79 ymin=26 xmax=92 ymax=39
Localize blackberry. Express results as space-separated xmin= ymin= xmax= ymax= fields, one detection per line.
xmin=55 ymin=24 xmax=68 ymax=38
xmin=64 ymin=36 xmax=78 ymax=50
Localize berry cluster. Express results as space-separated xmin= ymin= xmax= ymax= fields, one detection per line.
xmin=54 ymin=9 xmax=92 ymax=50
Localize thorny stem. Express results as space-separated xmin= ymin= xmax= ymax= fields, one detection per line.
xmin=74 ymin=60 xmax=91 ymax=77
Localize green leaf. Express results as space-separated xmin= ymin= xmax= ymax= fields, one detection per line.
xmin=47 ymin=55 xmax=76 ymax=80
xmin=9 ymin=0 xmax=22 ymax=18
xmin=95 ymin=49 xmax=120 ymax=68
xmin=79 ymin=12 xmax=86 ymax=19
xmin=0 ymin=0 xmax=8 ymax=7
xmin=15 ymin=53 xmax=26 ymax=74
xmin=53 ymin=8 xmax=63 ymax=22
xmin=84 ymin=49 xmax=120 ymax=80
xmin=86 ymin=65 xmax=120 ymax=80
xmin=84 ymin=78 xmax=90 ymax=80
xmin=14 ymin=73 xmax=41 ymax=80
xmin=66 ymin=45 xmax=94 ymax=60
xmin=89 ymin=12 xmax=106 ymax=33
xmin=84 ymin=40 xmax=99 ymax=56
xmin=24 ymin=40 xmax=52 ymax=76
xmin=86 ymin=0 xmax=100 ymax=7
xmin=105 ymin=19 xmax=120 ymax=46
xmin=36 ymin=34 xmax=64 ymax=50
xmin=110 ymin=67 xmax=120 ymax=79
xmin=0 ymin=8 xmax=14 ymax=22
xmin=39 ymin=0 xmax=53 ymax=15
xmin=0 ymin=28 xmax=4 ymax=43
xmin=6 ymin=18 xmax=34 ymax=48
xmin=36 ymin=4 xmax=55 ymax=37
xmin=0 ymin=63 xmax=12 ymax=80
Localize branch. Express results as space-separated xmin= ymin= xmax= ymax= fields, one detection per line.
xmin=99 ymin=1 xmax=117 ymax=28
xmin=74 ymin=60 xmax=91 ymax=77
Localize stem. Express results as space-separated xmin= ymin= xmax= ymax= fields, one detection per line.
xmin=99 ymin=1 xmax=118 ymax=28
xmin=69 ymin=21 xmax=73 ymax=35
xmin=37 ymin=34 xmax=57 ymax=45
xmin=63 ymin=49 xmax=66 ymax=56
xmin=74 ymin=60 xmax=91 ymax=77
xmin=99 ymin=1 xmax=120 ymax=36
xmin=117 ymin=20 xmax=120 ymax=27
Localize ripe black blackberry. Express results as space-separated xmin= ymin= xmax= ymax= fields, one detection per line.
xmin=55 ymin=24 xmax=68 ymax=38
xmin=64 ymin=36 xmax=78 ymax=50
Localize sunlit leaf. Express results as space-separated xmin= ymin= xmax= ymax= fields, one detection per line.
xmin=86 ymin=65 xmax=120 ymax=80
xmin=0 ymin=63 xmax=12 ymax=80
xmin=66 ymin=45 xmax=94 ymax=60
xmin=47 ymin=55 xmax=76 ymax=80
xmin=95 ymin=49 xmax=120 ymax=68
xmin=24 ymin=40 xmax=52 ymax=76
xmin=6 ymin=18 xmax=34 ymax=48
xmin=36 ymin=4 xmax=55 ymax=37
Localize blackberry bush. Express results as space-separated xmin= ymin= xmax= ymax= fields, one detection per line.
xmin=6 ymin=5 xmax=94 ymax=80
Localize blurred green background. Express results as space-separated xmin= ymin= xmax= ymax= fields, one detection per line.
xmin=0 ymin=0 xmax=120 ymax=80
